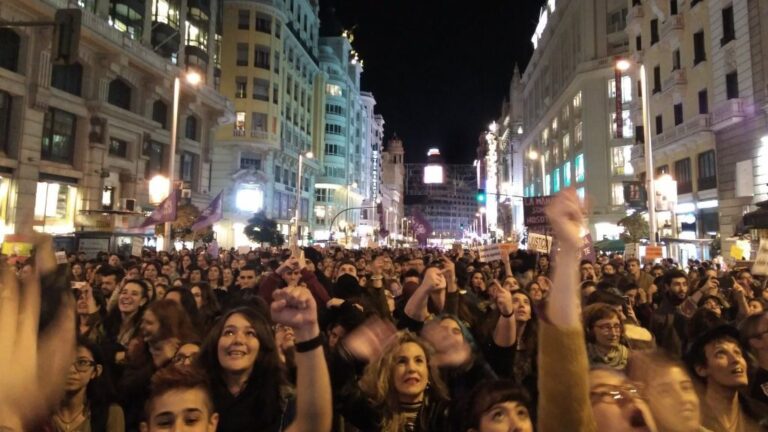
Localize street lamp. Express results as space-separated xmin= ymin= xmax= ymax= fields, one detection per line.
xmin=149 ymin=175 xmax=170 ymax=205
xmin=293 ymin=151 xmax=313 ymax=246
xmin=615 ymin=58 xmax=657 ymax=245
xmin=164 ymin=70 xmax=202 ymax=251
xmin=345 ymin=181 xmax=357 ymax=227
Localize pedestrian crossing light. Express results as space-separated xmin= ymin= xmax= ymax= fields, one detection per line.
xmin=476 ymin=189 xmax=486 ymax=203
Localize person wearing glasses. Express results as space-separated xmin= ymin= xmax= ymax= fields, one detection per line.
xmin=46 ymin=338 xmax=125 ymax=431
xmin=171 ymin=341 xmax=201 ymax=368
xmin=584 ymin=303 xmax=630 ymax=370
xmin=537 ymin=190 xmax=657 ymax=431
xmin=740 ymin=311 xmax=768 ymax=405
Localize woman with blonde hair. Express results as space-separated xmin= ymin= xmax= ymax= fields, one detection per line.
xmin=335 ymin=325 xmax=451 ymax=431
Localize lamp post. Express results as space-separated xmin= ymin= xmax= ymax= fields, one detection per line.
xmin=616 ymin=58 xmax=657 ymax=245
xmin=164 ymin=70 xmax=202 ymax=251
xmin=345 ymin=182 xmax=357 ymax=239
xmin=293 ymin=151 xmax=313 ymax=246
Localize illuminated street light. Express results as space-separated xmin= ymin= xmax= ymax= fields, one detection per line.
xmin=149 ymin=175 xmax=170 ymax=204
xmin=615 ymin=59 xmax=631 ymax=72
xmin=528 ymin=150 xmax=539 ymax=160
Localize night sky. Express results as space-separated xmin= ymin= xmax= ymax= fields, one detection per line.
xmin=323 ymin=0 xmax=547 ymax=164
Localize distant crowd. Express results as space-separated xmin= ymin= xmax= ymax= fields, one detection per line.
xmin=1 ymin=190 xmax=767 ymax=431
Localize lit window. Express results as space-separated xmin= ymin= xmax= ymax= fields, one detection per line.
xmin=234 ymin=112 xmax=246 ymax=136
xmin=563 ymin=133 xmax=570 ymax=156
xmin=610 ymin=110 xmax=634 ymax=138
xmin=552 ymin=168 xmax=561 ymax=193
xmin=575 ymin=122 xmax=583 ymax=144
xmin=34 ymin=182 xmax=78 ymax=234
xmin=612 ymin=183 xmax=625 ymax=205
xmin=573 ymin=92 xmax=582 ymax=110
xmin=545 ymin=174 xmax=551 ymax=195
xmin=152 ymin=0 xmax=179 ymax=27
xmin=608 ymin=76 xmax=632 ymax=103
xmin=325 ymin=84 xmax=342 ymax=96
xmin=563 ymin=161 xmax=572 ymax=187
xmin=611 ymin=145 xmax=634 ymax=176
xmin=575 ymin=153 xmax=585 ymax=183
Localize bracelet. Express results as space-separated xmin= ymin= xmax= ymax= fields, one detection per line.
xmin=295 ymin=334 xmax=323 ymax=353
xmin=500 ymin=310 xmax=515 ymax=318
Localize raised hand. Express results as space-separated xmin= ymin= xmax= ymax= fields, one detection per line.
xmin=271 ymin=286 xmax=318 ymax=340
xmin=341 ymin=316 xmax=397 ymax=363
xmin=0 ymin=234 xmax=76 ymax=429
xmin=493 ymin=282 xmax=515 ymax=316
xmin=544 ymin=188 xmax=585 ymax=250
xmin=421 ymin=267 xmax=446 ymax=292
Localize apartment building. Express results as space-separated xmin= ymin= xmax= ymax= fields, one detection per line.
xmin=519 ymin=0 xmax=631 ymax=239
xmin=211 ymin=0 xmax=324 ymax=247
xmin=0 ymin=0 xmax=230 ymax=251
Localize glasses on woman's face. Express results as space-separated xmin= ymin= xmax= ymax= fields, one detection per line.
xmin=72 ymin=358 xmax=96 ymax=372
xmin=173 ymin=353 xmax=198 ymax=365
xmin=590 ymin=383 xmax=644 ymax=405
xmin=595 ymin=323 xmax=622 ymax=333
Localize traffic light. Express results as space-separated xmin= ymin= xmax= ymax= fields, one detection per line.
xmin=476 ymin=188 xmax=486 ymax=203
xmin=52 ymin=9 xmax=81 ymax=65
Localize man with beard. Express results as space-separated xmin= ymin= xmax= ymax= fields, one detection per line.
xmin=650 ymin=270 xmax=690 ymax=357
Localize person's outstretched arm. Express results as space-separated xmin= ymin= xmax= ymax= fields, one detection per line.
xmin=538 ymin=190 xmax=597 ymax=432
xmin=272 ymin=286 xmax=333 ymax=432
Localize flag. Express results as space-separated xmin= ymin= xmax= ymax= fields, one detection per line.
xmin=207 ymin=239 xmax=219 ymax=257
xmin=191 ymin=191 xmax=224 ymax=231
xmin=127 ymin=192 xmax=178 ymax=232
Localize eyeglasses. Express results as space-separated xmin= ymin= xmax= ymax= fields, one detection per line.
xmin=595 ymin=323 xmax=623 ymax=333
xmin=172 ymin=353 xmax=198 ymax=365
xmin=590 ymin=384 xmax=644 ymax=405
xmin=72 ymin=359 xmax=96 ymax=372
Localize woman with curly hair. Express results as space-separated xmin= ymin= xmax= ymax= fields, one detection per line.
xmin=335 ymin=327 xmax=451 ymax=431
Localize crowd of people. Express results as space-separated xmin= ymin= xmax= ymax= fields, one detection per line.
xmin=1 ymin=189 xmax=768 ymax=431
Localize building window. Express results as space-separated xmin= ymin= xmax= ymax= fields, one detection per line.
xmin=607 ymin=8 xmax=628 ymax=34
xmin=234 ymin=112 xmax=245 ymax=136
xmin=51 ymin=63 xmax=83 ymax=96
xmin=575 ymin=122 xmax=583 ymax=144
xmin=562 ymin=133 xmax=570 ymax=157
xmin=325 ymin=123 xmax=343 ymax=135
xmin=274 ymin=164 xmax=281 ymax=183
xmin=315 ymin=188 xmax=334 ymax=203
xmin=612 ymin=183 xmax=625 ymax=205
xmin=0 ymin=29 xmax=21 ymax=72
xmin=275 ymin=20 xmax=282 ymax=38
xmin=653 ymin=65 xmax=661 ymax=94
xmin=609 ymin=76 xmax=632 ymax=102
xmin=251 ymin=112 xmax=267 ymax=134
xmin=672 ymin=49 xmax=681 ymax=71
xmin=180 ymin=152 xmax=195 ymax=183
xmin=656 ymin=165 xmax=669 ymax=175
xmin=237 ymin=9 xmax=249 ymax=30
xmin=41 ymin=108 xmax=76 ymax=164
xmin=635 ymin=35 xmax=642 ymax=51
xmin=650 ymin=19 xmax=659 ymax=45
xmin=698 ymin=150 xmax=717 ymax=190
xmin=34 ymin=181 xmax=77 ymax=228
xmin=185 ymin=116 xmax=198 ymax=140
xmin=563 ymin=161 xmax=572 ymax=187
xmin=240 ymin=155 xmax=261 ymax=170
xmin=612 ymin=145 xmax=634 ymax=176
xmin=575 ymin=153 xmax=585 ymax=183
xmin=255 ymin=13 xmax=271 ymax=33
xmin=698 ymin=89 xmax=709 ymax=114
xmin=674 ymin=158 xmax=692 ymax=194
xmin=324 ymin=143 xmax=341 ymax=155
xmin=254 ymin=45 xmax=270 ymax=69
xmin=326 ymin=104 xmax=344 ymax=115
xmin=573 ymin=92 xmax=582 ymax=111
xmin=325 ymin=84 xmax=342 ymax=97
xmin=107 ymin=79 xmax=132 ymax=110
xmin=236 ymin=43 xmax=248 ymax=66
xmin=274 ymin=51 xmax=280 ymax=74
xmin=693 ymin=31 xmax=706 ymax=65
xmin=109 ymin=0 xmax=143 ymax=39
xmin=655 ymin=115 xmax=663 ymax=135
xmin=145 ymin=141 xmax=164 ymax=178
xmin=273 ymin=84 xmax=279 ymax=104
xmin=610 ymin=110 xmax=634 ymax=138
xmin=152 ymin=100 xmax=168 ymax=129
xmin=721 ymin=6 xmax=735 ymax=45
xmin=253 ymin=78 xmax=269 ymax=101
xmin=0 ymin=91 xmax=11 ymax=152
xmin=726 ymin=71 xmax=739 ymax=99
xmin=235 ymin=76 xmax=247 ymax=98
xmin=670 ymin=0 xmax=678 ymax=15
xmin=109 ymin=137 xmax=128 ymax=158
xmin=674 ymin=103 xmax=683 ymax=126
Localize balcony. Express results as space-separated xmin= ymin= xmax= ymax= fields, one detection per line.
xmin=711 ymin=99 xmax=747 ymax=131
xmin=654 ymin=113 xmax=712 ymax=151
xmin=628 ymin=4 xmax=644 ymax=32
xmin=661 ymin=15 xmax=684 ymax=41
xmin=251 ymin=130 xmax=269 ymax=140
xmin=662 ymin=68 xmax=687 ymax=94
